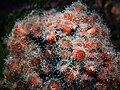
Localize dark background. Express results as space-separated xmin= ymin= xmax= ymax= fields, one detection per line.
xmin=0 ymin=0 xmax=120 ymax=86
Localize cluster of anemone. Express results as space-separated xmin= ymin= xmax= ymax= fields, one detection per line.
xmin=2 ymin=1 xmax=120 ymax=90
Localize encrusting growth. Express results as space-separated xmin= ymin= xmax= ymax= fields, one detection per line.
xmin=2 ymin=1 xmax=120 ymax=90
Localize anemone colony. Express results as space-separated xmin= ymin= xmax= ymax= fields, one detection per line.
xmin=2 ymin=1 xmax=120 ymax=90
